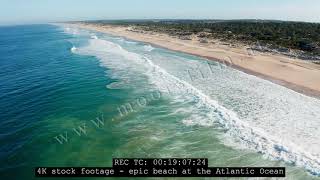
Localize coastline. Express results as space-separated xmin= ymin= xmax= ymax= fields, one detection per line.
xmin=72 ymin=23 xmax=320 ymax=99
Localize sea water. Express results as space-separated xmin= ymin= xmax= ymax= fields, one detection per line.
xmin=0 ymin=24 xmax=319 ymax=180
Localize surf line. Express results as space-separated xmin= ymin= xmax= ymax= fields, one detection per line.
xmin=140 ymin=56 xmax=320 ymax=176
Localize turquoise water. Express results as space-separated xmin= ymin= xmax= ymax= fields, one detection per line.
xmin=0 ymin=24 xmax=319 ymax=180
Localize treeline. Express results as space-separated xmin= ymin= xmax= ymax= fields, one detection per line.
xmin=90 ymin=20 xmax=320 ymax=56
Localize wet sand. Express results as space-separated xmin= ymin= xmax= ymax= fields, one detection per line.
xmin=73 ymin=23 xmax=320 ymax=99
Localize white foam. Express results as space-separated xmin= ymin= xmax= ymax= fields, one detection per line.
xmin=125 ymin=41 xmax=138 ymax=44
xmin=90 ymin=34 xmax=98 ymax=39
xmin=113 ymin=37 xmax=124 ymax=42
xmin=75 ymin=37 xmax=320 ymax=175
xmin=143 ymin=45 xmax=155 ymax=52
xmin=62 ymin=25 xmax=90 ymax=36
xmin=142 ymin=54 xmax=320 ymax=176
xmin=71 ymin=46 xmax=77 ymax=53
xmin=182 ymin=114 xmax=214 ymax=127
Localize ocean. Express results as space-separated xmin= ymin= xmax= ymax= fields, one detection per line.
xmin=0 ymin=24 xmax=319 ymax=180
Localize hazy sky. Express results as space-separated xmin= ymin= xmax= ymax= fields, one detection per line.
xmin=1 ymin=0 xmax=320 ymax=25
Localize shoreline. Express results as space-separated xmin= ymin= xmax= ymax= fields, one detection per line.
xmin=72 ymin=23 xmax=320 ymax=99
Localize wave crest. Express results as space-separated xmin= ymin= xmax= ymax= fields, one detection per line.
xmin=75 ymin=37 xmax=320 ymax=175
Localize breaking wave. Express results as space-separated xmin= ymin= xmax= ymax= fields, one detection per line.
xmin=74 ymin=37 xmax=320 ymax=176
xmin=144 ymin=45 xmax=155 ymax=52
xmin=90 ymin=34 xmax=98 ymax=39
xmin=71 ymin=46 xmax=77 ymax=53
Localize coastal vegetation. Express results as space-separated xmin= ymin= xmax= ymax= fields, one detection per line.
xmin=85 ymin=20 xmax=320 ymax=61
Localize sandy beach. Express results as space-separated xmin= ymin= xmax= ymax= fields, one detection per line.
xmin=74 ymin=23 xmax=320 ymax=98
